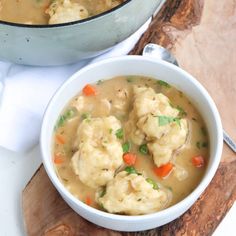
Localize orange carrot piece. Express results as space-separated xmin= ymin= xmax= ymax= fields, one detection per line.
xmin=154 ymin=163 xmax=174 ymax=178
xmin=54 ymin=155 xmax=64 ymax=164
xmin=55 ymin=134 xmax=65 ymax=144
xmin=123 ymin=152 xmax=137 ymax=166
xmin=85 ymin=196 xmax=92 ymax=206
xmin=82 ymin=84 xmax=96 ymax=96
xmin=192 ymin=155 xmax=205 ymax=167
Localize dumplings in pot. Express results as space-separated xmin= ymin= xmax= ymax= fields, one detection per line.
xmin=47 ymin=0 xmax=89 ymax=24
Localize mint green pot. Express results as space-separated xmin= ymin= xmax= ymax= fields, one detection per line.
xmin=0 ymin=0 xmax=166 ymax=66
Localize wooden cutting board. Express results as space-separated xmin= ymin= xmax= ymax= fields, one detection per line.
xmin=23 ymin=0 xmax=236 ymax=235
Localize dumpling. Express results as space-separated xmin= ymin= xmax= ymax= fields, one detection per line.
xmin=71 ymin=116 xmax=123 ymax=189
xmin=125 ymin=110 xmax=145 ymax=145
xmin=47 ymin=0 xmax=89 ymax=24
xmin=148 ymin=119 xmax=188 ymax=167
xmin=126 ymin=86 xmax=180 ymax=145
xmin=133 ymin=86 xmax=178 ymax=118
xmin=126 ymin=86 xmax=188 ymax=167
xmin=96 ymin=171 xmax=170 ymax=215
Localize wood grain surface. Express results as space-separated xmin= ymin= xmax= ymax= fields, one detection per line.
xmin=22 ymin=161 xmax=236 ymax=236
xmin=23 ymin=0 xmax=236 ymax=235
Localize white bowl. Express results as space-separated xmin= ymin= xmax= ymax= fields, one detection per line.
xmin=40 ymin=56 xmax=223 ymax=231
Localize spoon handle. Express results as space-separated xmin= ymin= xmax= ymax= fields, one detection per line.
xmin=142 ymin=43 xmax=236 ymax=153
xmin=223 ymin=130 xmax=236 ymax=153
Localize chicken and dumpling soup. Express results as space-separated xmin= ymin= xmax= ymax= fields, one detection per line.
xmin=0 ymin=0 xmax=126 ymax=25
xmin=53 ymin=76 xmax=209 ymax=215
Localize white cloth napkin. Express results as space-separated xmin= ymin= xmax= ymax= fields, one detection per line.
xmin=0 ymin=19 xmax=150 ymax=153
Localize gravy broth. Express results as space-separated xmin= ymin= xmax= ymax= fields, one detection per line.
xmin=53 ymin=76 xmax=209 ymax=214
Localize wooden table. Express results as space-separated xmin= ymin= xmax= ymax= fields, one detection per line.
xmin=23 ymin=0 xmax=236 ymax=235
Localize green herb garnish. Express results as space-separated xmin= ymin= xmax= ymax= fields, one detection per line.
xmin=96 ymin=80 xmax=103 ymax=85
xmin=109 ymin=128 xmax=113 ymax=134
xmin=176 ymin=105 xmax=187 ymax=117
xmin=115 ymin=128 xmax=124 ymax=139
xmin=139 ymin=144 xmax=148 ymax=155
xmin=157 ymin=116 xmax=181 ymax=127
xmin=178 ymin=91 xmax=183 ymax=97
xmin=196 ymin=141 xmax=201 ymax=149
xmin=157 ymin=80 xmax=171 ymax=88
xmin=126 ymin=76 xmax=134 ymax=83
xmin=81 ymin=113 xmax=90 ymax=120
xmin=125 ymin=166 xmax=137 ymax=174
xmin=196 ymin=141 xmax=208 ymax=149
xmin=201 ymin=127 xmax=207 ymax=136
xmin=55 ymin=107 xmax=77 ymax=129
xmin=166 ymin=186 xmax=173 ymax=192
xmin=146 ymin=178 xmax=159 ymax=190
xmin=122 ymin=142 xmax=131 ymax=153
xmin=99 ymin=202 xmax=106 ymax=210
xmin=100 ymin=188 xmax=106 ymax=198
xmin=202 ymin=142 xmax=208 ymax=148
xmin=169 ymin=102 xmax=175 ymax=108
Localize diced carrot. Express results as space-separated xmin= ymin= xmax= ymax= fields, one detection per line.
xmin=82 ymin=84 xmax=96 ymax=96
xmin=54 ymin=155 xmax=64 ymax=164
xmin=154 ymin=163 xmax=174 ymax=178
xmin=123 ymin=152 xmax=137 ymax=166
xmin=192 ymin=155 xmax=205 ymax=167
xmin=55 ymin=134 xmax=65 ymax=144
xmin=85 ymin=196 xmax=92 ymax=206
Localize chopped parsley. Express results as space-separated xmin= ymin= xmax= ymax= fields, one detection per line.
xmin=96 ymin=79 xmax=103 ymax=85
xmin=157 ymin=115 xmax=181 ymax=127
xmin=81 ymin=113 xmax=90 ymax=120
xmin=125 ymin=166 xmax=138 ymax=175
xmin=196 ymin=141 xmax=208 ymax=149
xmin=146 ymin=178 xmax=159 ymax=190
xmin=166 ymin=186 xmax=173 ymax=192
xmin=176 ymin=105 xmax=187 ymax=117
xmin=115 ymin=128 xmax=124 ymax=139
xmin=122 ymin=142 xmax=131 ymax=153
xmin=169 ymin=102 xmax=175 ymax=108
xmin=196 ymin=141 xmax=201 ymax=149
xmin=201 ymin=127 xmax=207 ymax=136
xmin=139 ymin=144 xmax=148 ymax=155
xmin=126 ymin=76 xmax=134 ymax=83
xmin=202 ymin=142 xmax=208 ymax=148
xmin=109 ymin=128 xmax=113 ymax=134
xmin=100 ymin=188 xmax=106 ymax=198
xmin=55 ymin=107 xmax=77 ymax=129
xmin=157 ymin=80 xmax=171 ymax=88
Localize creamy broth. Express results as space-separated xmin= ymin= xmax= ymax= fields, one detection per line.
xmin=53 ymin=76 xmax=209 ymax=213
xmin=0 ymin=0 xmax=125 ymax=24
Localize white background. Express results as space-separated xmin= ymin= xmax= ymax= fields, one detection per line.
xmin=0 ymin=146 xmax=235 ymax=235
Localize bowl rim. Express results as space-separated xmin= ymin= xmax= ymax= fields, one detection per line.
xmin=40 ymin=55 xmax=223 ymax=221
xmin=0 ymin=0 xmax=132 ymax=28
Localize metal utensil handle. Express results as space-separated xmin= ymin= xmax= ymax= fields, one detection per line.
xmin=142 ymin=43 xmax=236 ymax=153
xmin=223 ymin=130 xmax=236 ymax=153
